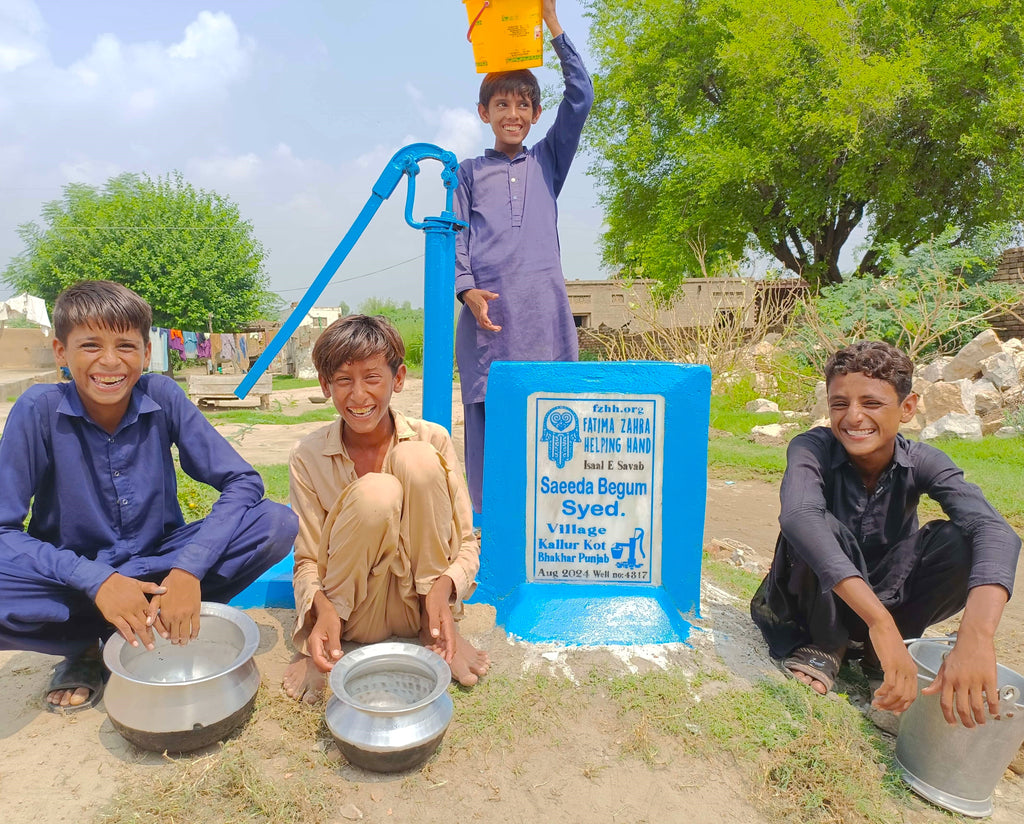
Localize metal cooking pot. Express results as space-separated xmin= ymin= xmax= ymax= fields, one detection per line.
xmin=895 ymin=637 xmax=1024 ymax=818
xmin=325 ymin=642 xmax=453 ymax=772
xmin=102 ymin=602 xmax=261 ymax=753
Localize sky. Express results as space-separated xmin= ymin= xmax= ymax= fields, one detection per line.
xmin=0 ymin=0 xmax=608 ymax=311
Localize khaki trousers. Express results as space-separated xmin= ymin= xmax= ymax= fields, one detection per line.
xmin=318 ymin=441 xmax=460 ymax=644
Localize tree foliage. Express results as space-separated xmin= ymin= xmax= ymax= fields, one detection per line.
xmin=3 ymin=172 xmax=277 ymax=329
xmin=788 ymin=226 xmax=1022 ymax=367
xmin=586 ymin=0 xmax=1024 ymax=289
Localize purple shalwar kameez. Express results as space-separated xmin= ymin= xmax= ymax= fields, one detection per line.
xmin=454 ymin=32 xmax=594 ymax=512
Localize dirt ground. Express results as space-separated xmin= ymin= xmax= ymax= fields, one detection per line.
xmin=1 ymin=380 xmax=1022 ymax=824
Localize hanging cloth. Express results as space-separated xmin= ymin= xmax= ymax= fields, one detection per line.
xmin=183 ymin=331 xmax=199 ymax=360
xmin=148 ymin=328 xmax=169 ymax=372
xmin=169 ymin=329 xmax=185 ymax=354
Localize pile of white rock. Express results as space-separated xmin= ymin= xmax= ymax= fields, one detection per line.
xmin=809 ymin=329 xmax=1023 ymax=440
xmin=744 ymin=330 xmax=1024 ymax=442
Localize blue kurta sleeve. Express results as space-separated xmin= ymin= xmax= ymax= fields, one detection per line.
xmin=454 ymin=163 xmax=476 ymax=297
xmin=536 ymin=32 xmax=594 ymax=196
xmin=154 ymin=378 xmax=266 ymax=580
xmin=0 ymin=390 xmax=118 ymax=597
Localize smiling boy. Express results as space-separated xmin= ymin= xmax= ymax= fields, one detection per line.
xmin=0 ymin=280 xmax=297 ymax=712
xmin=455 ymin=0 xmax=594 ymax=514
xmin=282 ymin=315 xmax=489 ymax=703
xmin=751 ymin=341 xmax=1020 ymax=727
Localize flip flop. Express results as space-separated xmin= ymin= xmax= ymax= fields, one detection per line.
xmin=44 ymin=650 xmax=105 ymax=714
xmin=781 ymin=645 xmax=843 ymax=694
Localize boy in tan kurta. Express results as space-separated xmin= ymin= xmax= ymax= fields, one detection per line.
xmin=282 ymin=315 xmax=489 ymax=702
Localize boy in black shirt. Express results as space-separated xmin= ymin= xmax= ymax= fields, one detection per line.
xmin=751 ymin=341 xmax=1020 ymax=727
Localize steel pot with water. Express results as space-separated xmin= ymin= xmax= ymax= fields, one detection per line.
xmin=895 ymin=638 xmax=1024 ymax=818
xmin=325 ymin=642 xmax=453 ymax=772
xmin=103 ymin=602 xmax=261 ymax=753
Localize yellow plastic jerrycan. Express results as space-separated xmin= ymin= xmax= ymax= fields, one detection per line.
xmin=464 ymin=0 xmax=543 ymax=74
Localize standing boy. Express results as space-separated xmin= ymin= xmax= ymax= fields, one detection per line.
xmin=455 ymin=0 xmax=594 ymax=513
xmin=282 ymin=315 xmax=489 ymax=703
xmin=0 ymin=280 xmax=297 ymax=711
xmin=751 ymin=341 xmax=1020 ymax=727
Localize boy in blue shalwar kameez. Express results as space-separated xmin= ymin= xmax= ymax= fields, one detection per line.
xmin=0 ymin=280 xmax=297 ymax=712
xmin=455 ymin=0 xmax=594 ymax=513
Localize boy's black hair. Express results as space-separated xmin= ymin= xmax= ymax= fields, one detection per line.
xmin=478 ymin=69 xmax=541 ymax=109
xmin=53 ymin=279 xmax=152 ymax=343
xmin=825 ymin=341 xmax=914 ymax=400
xmin=312 ymin=314 xmax=406 ymax=380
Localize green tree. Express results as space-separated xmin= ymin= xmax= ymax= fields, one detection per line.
xmin=3 ymin=172 xmax=277 ymax=329
xmin=586 ymin=0 xmax=1024 ymax=289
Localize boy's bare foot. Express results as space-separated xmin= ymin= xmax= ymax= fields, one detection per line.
xmin=422 ymin=626 xmax=490 ymax=686
xmin=448 ymin=631 xmax=490 ymax=686
xmin=282 ymin=652 xmax=326 ymax=704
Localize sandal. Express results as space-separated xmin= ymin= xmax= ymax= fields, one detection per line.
xmin=782 ymin=645 xmax=843 ymax=694
xmin=44 ymin=646 xmax=105 ymax=713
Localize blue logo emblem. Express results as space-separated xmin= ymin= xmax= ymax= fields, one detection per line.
xmin=540 ymin=405 xmax=580 ymax=468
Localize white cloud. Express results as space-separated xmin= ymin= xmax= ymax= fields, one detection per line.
xmin=433 ymin=107 xmax=483 ymax=162
xmin=0 ymin=0 xmax=47 ymax=71
xmin=1 ymin=9 xmax=253 ymax=131
xmin=403 ymin=82 xmax=483 ymax=161
xmin=57 ymin=158 xmax=122 ymax=186
xmin=62 ymin=11 xmax=254 ymax=113
xmin=188 ymin=152 xmax=263 ymax=183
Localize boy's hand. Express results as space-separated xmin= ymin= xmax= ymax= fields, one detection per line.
xmin=424 ymin=575 xmax=456 ymax=664
xmin=94 ymin=572 xmax=167 ymax=650
xmin=869 ymin=622 xmax=919 ymax=714
xmin=150 ymin=568 xmax=202 ymax=645
xmin=309 ymin=590 xmax=343 ymax=673
xmin=462 ymin=289 xmax=502 ymax=332
xmin=922 ymin=632 xmax=1000 ymax=728
xmin=542 ymin=0 xmax=563 ymax=38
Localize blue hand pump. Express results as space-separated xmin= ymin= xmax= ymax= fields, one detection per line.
xmin=234 ymin=143 xmax=465 ymax=431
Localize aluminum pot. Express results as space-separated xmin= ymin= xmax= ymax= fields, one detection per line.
xmin=895 ymin=637 xmax=1024 ymax=818
xmin=325 ymin=642 xmax=453 ymax=772
xmin=102 ymin=602 xmax=261 ymax=753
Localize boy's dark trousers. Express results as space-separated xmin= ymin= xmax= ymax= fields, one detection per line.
xmin=0 ymin=499 xmax=296 ymax=657
xmin=750 ymin=514 xmax=971 ymax=661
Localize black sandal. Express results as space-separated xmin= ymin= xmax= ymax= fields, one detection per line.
xmin=44 ymin=646 xmax=105 ymax=713
xmin=782 ymin=645 xmax=843 ymax=693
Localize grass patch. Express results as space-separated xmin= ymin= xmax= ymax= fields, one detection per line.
xmin=928 ymin=435 xmax=1024 ymax=529
xmin=445 ymin=673 xmax=574 ymax=751
xmin=202 ymin=407 xmax=338 ymax=425
xmin=272 ymin=375 xmax=320 ymax=391
xmin=710 ymin=393 xmax=783 ymax=435
xmin=604 ymin=670 xmax=908 ymax=824
xmin=175 ymin=463 xmax=290 ymax=522
xmin=702 ymin=550 xmax=762 ymax=601
xmin=176 ymin=466 xmax=220 ymax=522
xmin=96 ymin=686 xmax=343 ymax=824
xmin=254 ymin=463 xmax=290 ymax=503
xmin=707 ymin=436 xmax=788 ymax=480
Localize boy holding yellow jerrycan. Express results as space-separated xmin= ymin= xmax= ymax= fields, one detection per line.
xmin=456 ymin=0 xmax=594 ymax=514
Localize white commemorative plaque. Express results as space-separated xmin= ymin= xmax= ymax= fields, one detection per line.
xmin=526 ymin=393 xmax=664 ymax=584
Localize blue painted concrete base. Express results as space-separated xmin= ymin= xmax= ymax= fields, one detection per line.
xmin=229 ymin=550 xmax=296 ymax=609
xmin=497 ymin=583 xmax=693 ymax=646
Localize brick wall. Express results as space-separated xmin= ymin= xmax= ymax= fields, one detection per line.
xmin=992 ymin=246 xmax=1024 ymax=341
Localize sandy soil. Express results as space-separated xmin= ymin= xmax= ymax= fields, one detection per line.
xmin=1 ymin=381 xmax=1022 ymax=824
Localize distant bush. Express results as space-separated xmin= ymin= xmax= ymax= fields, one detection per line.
xmin=787 ymin=225 xmax=1022 ymax=375
xmin=358 ymin=298 xmax=425 ymax=368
